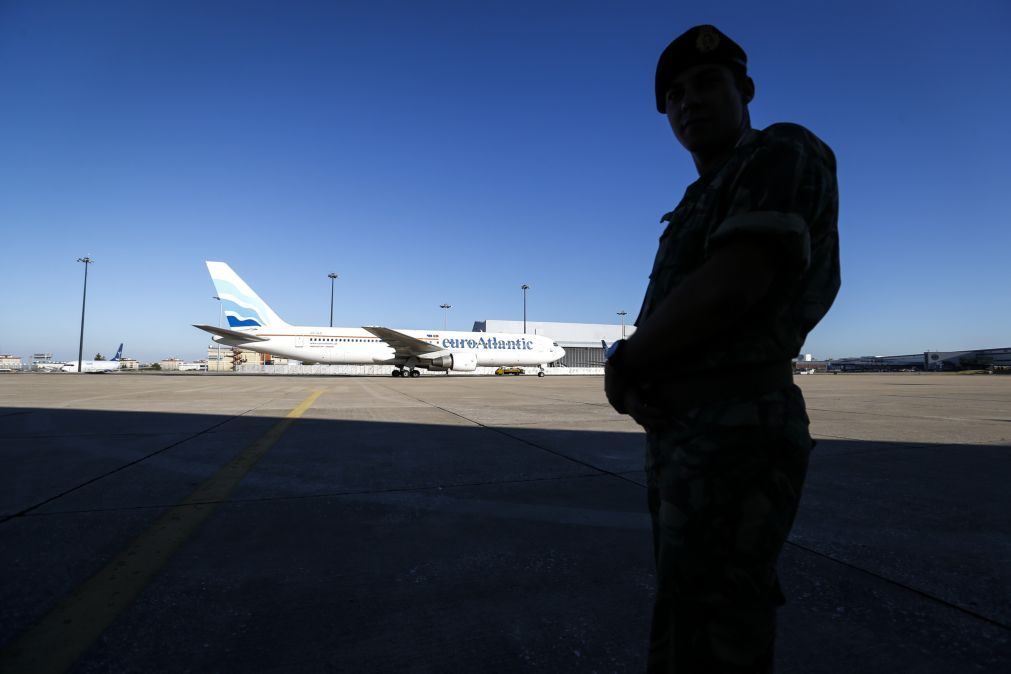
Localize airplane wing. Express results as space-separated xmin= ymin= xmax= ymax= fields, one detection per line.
xmin=362 ymin=326 xmax=443 ymax=357
xmin=192 ymin=324 xmax=269 ymax=342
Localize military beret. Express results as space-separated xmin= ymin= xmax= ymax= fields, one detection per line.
xmin=655 ymin=25 xmax=748 ymax=113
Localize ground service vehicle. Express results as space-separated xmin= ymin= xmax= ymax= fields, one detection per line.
xmin=495 ymin=367 xmax=524 ymax=376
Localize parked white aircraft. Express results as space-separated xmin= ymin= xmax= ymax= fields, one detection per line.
xmin=194 ymin=262 xmax=565 ymax=377
xmin=61 ymin=344 xmax=124 ymax=372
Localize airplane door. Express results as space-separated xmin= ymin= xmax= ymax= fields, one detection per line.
xmin=296 ymin=336 xmax=304 ymax=347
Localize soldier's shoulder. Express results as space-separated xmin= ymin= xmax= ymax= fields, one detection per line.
xmin=760 ymin=122 xmax=825 ymax=146
xmin=758 ymin=123 xmax=836 ymax=169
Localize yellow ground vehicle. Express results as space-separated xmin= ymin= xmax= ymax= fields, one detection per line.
xmin=494 ymin=367 xmax=524 ymax=376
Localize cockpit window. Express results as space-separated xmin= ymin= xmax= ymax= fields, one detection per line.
xmin=552 ymin=342 xmax=559 ymax=347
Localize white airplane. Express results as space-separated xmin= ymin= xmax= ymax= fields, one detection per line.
xmin=193 ymin=262 xmax=565 ymax=377
xmin=61 ymin=344 xmax=124 ymax=372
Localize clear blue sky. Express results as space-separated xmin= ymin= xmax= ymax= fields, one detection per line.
xmin=1 ymin=0 xmax=1008 ymax=362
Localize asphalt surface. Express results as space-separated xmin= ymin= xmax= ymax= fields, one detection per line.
xmin=0 ymin=372 xmax=1008 ymax=673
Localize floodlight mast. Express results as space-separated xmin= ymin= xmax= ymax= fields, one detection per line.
xmin=328 ymin=272 xmax=339 ymax=327
xmin=76 ymin=257 xmax=93 ymax=373
xmin=521 ymin=284 xmax=530 ymax=334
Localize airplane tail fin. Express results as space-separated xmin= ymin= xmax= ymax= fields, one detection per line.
xmin=112 ymin=343 xmax=123 ymax=361
xmin=206 ymin=261 xmax=289 ymax=328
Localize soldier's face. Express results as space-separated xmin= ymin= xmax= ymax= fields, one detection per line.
xmin=664 ymin=64 xmax=751 ymax=154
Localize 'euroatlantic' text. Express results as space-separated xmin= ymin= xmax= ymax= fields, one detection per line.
xmin=441 ymin=337 xmax=534 ymax=350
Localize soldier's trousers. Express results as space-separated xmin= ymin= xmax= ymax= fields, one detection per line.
xmin=645 ymin=386 xmax=812 ymax=673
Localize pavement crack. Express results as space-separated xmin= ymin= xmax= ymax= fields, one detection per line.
xmin=880 ymin=394 xmax=1011 ymax=405
xmin=0 ymin=410 xmax=262 ymax=526
xmin=808 ymin=435 xmax=935 ymax=455
xmin=806 ymin=405 xmax=1004 ymax=425
xmin=21 ymin=473 xmax=607 ymax=516
xmin=1 ymin=432 xmax=192 ymax=440
xmin=373 ymin=385 xmax=1011 ymax=633
xmin=0 ymin=410 xmax=36 ymax=418
xmin=373 ymin=382 xmax=644 ymax=489
xmin=784 ymin=539 xmax=1011 ymax=633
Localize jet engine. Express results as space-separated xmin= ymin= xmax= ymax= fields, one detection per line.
xmin=428 ymin=352 xmax=478 ymax=371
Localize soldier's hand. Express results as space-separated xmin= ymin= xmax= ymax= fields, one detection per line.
xmin=604 ymin=362 xmax=630 ymax=414
xmin=624 ymin=387 xmax=669 ymax=432
xmin=606 ymin=364 xmax=668 ymax=430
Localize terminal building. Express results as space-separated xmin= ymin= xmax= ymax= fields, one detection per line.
xmin=117 ymin=358 xmax=140 ymax=370
xmin=0 ymin=355 xmax=23 ymax=371
xmin=827 ymin=347 xmax=1011 ymax=372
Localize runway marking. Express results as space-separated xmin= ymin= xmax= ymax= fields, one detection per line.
xmin=0 ymin=389 xmax=323 ymax=674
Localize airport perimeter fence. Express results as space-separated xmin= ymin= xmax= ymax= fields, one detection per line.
xmin=235 ymin=364 xmax=605 ymax=376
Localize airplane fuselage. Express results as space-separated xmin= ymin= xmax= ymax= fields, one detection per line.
xmin=61 ymin=361 xmax=122 ymax=373
xmin=61 ymin=344 xmax=124 ymax=373
xmin=212 ymin=326 xmax=561 ymax=370
xmin=197 ymin=262 xmax=564 ymax=376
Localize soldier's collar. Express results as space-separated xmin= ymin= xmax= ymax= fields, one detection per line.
xmin=735 ymin=127 xmax=759 ymax=148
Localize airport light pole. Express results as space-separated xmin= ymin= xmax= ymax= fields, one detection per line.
xmin=76 ymin=257 xmax=93 ymax=373
xmin=521 ymin=284 xmax=529 ymax=334
xmin=328 ymin=272 xmax=338 ymax=327
xmin=213 ymin=296 xmax=222 ymax=371
xmin=617 ymin=310 xmax=627 ymax=339
xmin=440 ymin=304 xmax=451 ymax=330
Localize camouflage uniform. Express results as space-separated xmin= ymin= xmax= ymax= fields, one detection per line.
xmin=636 ymin=123 xmax=840 ymax=672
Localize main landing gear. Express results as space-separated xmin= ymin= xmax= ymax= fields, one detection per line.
xmin=392 ymin=368 xmax=421 ymax=378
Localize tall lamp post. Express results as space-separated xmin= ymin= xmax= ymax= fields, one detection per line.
xmin=617 ymin=310 xmax=627 ymax=339
xmin=520 ymin=284 xmax=529 ymax=334
xmin=76 ymin=257 xmax=93 ymax=373
xmin=328 ymin=272 xmax=338 ymax=327
xmin=212 ymin=296 xmax=223 ymax=371
xmin=440 ymin=303 xmax=451 ymax=330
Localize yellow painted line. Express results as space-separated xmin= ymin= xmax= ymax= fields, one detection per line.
xmin=0 ymin=390 xmax=324 ymax=674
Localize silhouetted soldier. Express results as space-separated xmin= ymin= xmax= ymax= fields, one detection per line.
xmin=604 ymin=25 xmax=840 ymax=673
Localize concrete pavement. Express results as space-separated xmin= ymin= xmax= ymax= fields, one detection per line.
xmin=0 ymin=373 xmax=1007 ymax=672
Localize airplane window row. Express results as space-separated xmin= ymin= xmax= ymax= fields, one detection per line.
xmin=311 ymin=338 xmax=377 ymax=342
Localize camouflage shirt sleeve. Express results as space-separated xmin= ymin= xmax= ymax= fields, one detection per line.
xmin=707 ymin=124 xmax=837 ymax=278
